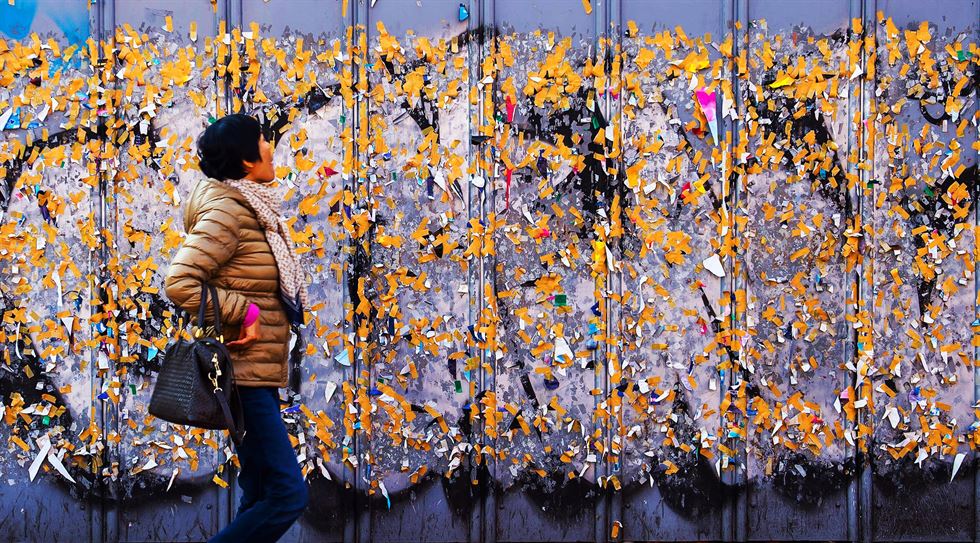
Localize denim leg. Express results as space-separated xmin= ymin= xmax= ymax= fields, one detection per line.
xmin=236 ymin=473 xmax=261 ymax=516
xmin=234 ymin=418 xmax=263 ymax=516
xmin=209 ymin=387 xmax=309 ymax=543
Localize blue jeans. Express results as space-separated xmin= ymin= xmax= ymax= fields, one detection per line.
xmin=209 ymin=386 xmax=309 ymax=543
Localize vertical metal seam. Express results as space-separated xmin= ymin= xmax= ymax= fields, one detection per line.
xmin=600 ymin=0 xmax=613 ymax=537
xmin=730 ymin=0 xmax=738 ymax=538
xmin=352 ymin=0 xmax=362 ymax=536
xmin=466 ymin=1 xmax=486 ymax=541
xmin=223 ymin=0 xmax=232 ymax=115
xmin=355 ymin=3 xmax=372 ymax=542
xmin=88 ymin=4 xmax=100 ymax=541
xmin=974 ymin=0 xmax=980 ymax=537
xmin=858 ymin=1 xmax=874 ymax=540
xmin=855 ymin=0 xmax=865 ymax=539
xmin=845 ymin=0 xmax=862 ymax=540
xmin=974 ymin=5 xmax=980 ymax=542
xmin=609 ymin=0 xmax=624 ymax=540
xmin=87 ymin=0 xmax=99 ymax=534
xmin=591 ymin=2 xmax=607 ymax=541
xmin=481 ymin=2 xmax=497 ymax=541
xmin=730 ymin=0 xmax=749 ymax=538
xmin=211 ymin=1 xmax=223 ymax=119
xmin=737 ymin=0 xmax=751 ymax=532
xmin=723 ymin=1 xmax=746 ymax=540
xmin=339 ymin=4 xmax=355 ymax=543
xmin=93 ymin=2 xmax=107 ymax=540
xmin=97 ymin=1 xmax=117 ymax=540
xmin=349 ymin=4 xmax=363 ymax=542
xmin=720 ymin=0 xmax=728 ymax=525
xmin=721 ymin=0 xmax=733 ymax=540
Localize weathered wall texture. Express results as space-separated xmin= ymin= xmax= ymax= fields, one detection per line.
xmin=0 ymin=0 xmax=978 ymax=541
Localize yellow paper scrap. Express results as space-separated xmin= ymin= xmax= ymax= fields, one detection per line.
xmin=770 ymin=75 xmax=794 ymax=88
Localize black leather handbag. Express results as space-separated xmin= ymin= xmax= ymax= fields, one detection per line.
xmin=279 ymin=290 xmax=304 ymax=327
xmin=149 ymin=282 xmax=245 ymax=447
xmin=280 ymin=290 xmax=306 ymax=395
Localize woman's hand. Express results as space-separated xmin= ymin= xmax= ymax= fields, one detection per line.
xmin=227 ymin=318 xmax=260 ymax=350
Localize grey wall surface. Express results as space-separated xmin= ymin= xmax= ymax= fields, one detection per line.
xmin=0 ymin=0 xmax=978 ymax=541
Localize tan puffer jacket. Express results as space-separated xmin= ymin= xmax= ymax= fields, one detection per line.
xmin=164 ymin=178 xmax=290 ymax=388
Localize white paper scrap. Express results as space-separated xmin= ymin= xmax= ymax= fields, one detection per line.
xmin=702 ymin=254 xmax=725 ymax=277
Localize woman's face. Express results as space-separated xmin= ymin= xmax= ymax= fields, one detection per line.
xmin=243 ymin=134 xmax=275 ymax=183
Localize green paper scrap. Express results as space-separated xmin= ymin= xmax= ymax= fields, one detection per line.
xmin=454 ymin=380 xmax=462 ymax=393
xmin=554 ymin=294 xmax=567 ymax=307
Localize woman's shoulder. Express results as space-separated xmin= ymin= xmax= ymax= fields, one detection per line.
xmin=184 ymin=179 xmax=252 ymax=232
xmin=189 ymin=178 xmax=249 ymax=212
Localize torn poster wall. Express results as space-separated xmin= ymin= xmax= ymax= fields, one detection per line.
xmin=0 ymin=0 xmax=977 ymax=541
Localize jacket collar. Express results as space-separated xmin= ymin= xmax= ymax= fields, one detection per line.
xmin=199 ymin=178 xmax=250 ymax=206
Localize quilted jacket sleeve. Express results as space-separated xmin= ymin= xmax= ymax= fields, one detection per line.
xmin=164 ymin=196 xmax=252 ymax=328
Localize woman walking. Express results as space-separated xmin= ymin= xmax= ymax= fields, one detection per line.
xmin=164 ymin=113 xmax=310 ymax=542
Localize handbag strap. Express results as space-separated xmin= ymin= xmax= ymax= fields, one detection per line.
xmin=208 ymin=284 xmax=223 ymax=337
xmin=197 ymin=282 xmax=209 ymax=327
xmin=287 ymin=323 xmax=304 ymax=396
xmin=215 ymin=388 xmax=245 ymax=447
xmin=193 ymin=339 xmax=244 ymax=446
xmin=196 ymin=283 xmax=224 ymax=337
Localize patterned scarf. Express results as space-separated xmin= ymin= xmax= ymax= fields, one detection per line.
xmin=224 ymin=178 xmax=309 ymax=310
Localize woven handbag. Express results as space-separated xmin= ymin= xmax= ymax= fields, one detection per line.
xmin=149 ymin=282 xmax=245 ymax=447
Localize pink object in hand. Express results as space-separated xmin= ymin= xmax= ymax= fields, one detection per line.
xmin=243 ymin=303 xmax=260 ymax=327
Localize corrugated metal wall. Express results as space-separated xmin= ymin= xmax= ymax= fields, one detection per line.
xmin=0 ymin=0 xmax=977 ymax=541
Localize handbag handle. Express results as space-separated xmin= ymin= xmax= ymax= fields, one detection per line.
xmin=196 ymin=282 xmax=223 ymax=337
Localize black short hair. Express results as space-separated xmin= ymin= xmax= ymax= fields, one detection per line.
xmin=196 ymin=113 xmax=261 ymax=181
